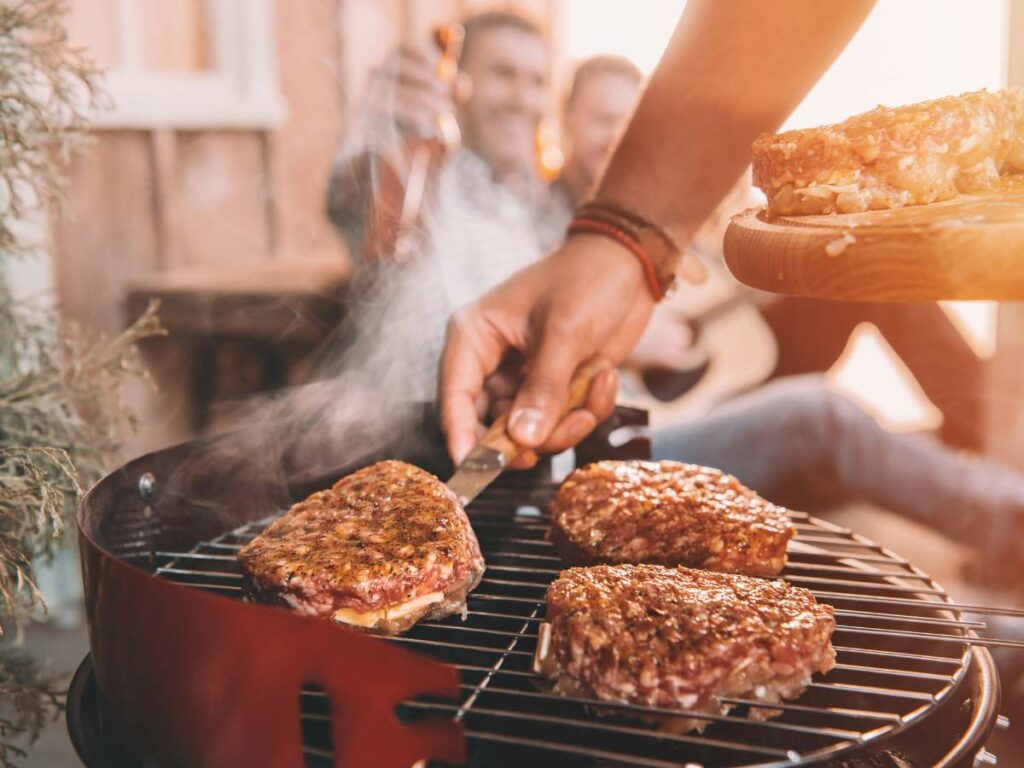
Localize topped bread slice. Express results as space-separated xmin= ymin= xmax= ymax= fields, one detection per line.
xmin=753 ymin=88 xmax=1024 ymax=217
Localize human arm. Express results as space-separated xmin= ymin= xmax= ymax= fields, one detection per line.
xmin=440 ymin=0 xmax=876 ymax=462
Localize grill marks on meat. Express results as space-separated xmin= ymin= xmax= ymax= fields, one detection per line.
xmin=550 ymin=461 xmax=794 ymax=576
xmin=538 ymin=564 xmax=836 ymax=730
xmin=237 ymin=460 xmax=484 ymax=635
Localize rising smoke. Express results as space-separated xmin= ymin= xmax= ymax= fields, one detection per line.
xmin=158 ymin=58 xmax=490 ymax=520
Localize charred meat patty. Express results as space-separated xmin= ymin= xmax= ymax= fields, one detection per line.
xmin=536 ymin=564 xmax=835 ymax=729
xmin=550 ymin=460 xmax=794 ymax=576
xmin=238 ymin=460 xmax=485 ymax=635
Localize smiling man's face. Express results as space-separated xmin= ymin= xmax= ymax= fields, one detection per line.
xmin=457 ymin=25 xmax=549 ymax=177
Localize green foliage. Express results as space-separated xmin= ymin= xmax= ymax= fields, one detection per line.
xmin=0 ymin=0 xmax=103 ymax=257
xmin=0 ymin=294 xmax=164 ymax=764
xmin=0 ymin=651 xmax=63 ymax=765
xmin=0 ymin=297 xmax=164 ymax=626
xmin=0 ymin=2 xmax=165 ymax=763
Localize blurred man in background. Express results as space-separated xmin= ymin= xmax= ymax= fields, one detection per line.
xmin=554 ymin=55 xmax=643 ymax=208
xmin=328 ymin=11 xmax=562 ymax=264
xmin=326 ymin=15 xmax=688 ymax=396
xmin=325 ymin=11 xmax=564 ymax=400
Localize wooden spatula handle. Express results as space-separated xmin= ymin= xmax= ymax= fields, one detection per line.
xmin=477 ymin=355 xmax=614 ymax=465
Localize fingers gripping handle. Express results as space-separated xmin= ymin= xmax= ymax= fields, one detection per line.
xmin=477 ymin=356 xmax=613 ymax=465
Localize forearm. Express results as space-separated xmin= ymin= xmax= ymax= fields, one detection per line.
xmin=596 ymin=0 xmax=876 ymax=246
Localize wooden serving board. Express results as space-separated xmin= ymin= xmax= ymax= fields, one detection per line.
xmin=723 ymin=176 xmax=1024 ymax=301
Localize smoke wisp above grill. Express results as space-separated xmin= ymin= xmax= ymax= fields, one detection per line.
xmin=159 ymin=96 xmax=485 ymax=521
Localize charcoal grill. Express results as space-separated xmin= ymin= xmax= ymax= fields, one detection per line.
xmin=71 ymin=407 xmax=1018 ymax=767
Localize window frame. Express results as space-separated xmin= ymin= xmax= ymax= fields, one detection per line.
xmin=91 ymin=0 xmax=286 ymax=130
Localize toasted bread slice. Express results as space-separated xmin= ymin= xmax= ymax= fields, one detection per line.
xmin=753 ymin=89 xmax=1024 ymax=217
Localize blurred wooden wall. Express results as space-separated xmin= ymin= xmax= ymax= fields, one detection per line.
xmin=54 ymin=0 xmax=558 ymax=333
xmin=56 ymin=0 xmax=349 ymax=334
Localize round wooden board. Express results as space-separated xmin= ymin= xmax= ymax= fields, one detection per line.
xmin=723 ymin=177 xmax=1024 ymax=301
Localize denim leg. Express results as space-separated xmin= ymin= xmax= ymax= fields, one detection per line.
xmin=652 ymin=375 xmax=1024 ymax=556
xmin=651 ymin=375 xmax=843 ymax=497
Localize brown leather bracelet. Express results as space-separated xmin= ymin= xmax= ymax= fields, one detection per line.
xmin=572 ymin=200 xmax=683 ymax=298
xmin=567 ymin=218 xmax=664 ymax=300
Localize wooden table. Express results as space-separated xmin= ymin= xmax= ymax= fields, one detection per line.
xmin=125 ymin=258 xmax=351 ymax=430
xmin=724 ymin=179 xmax=1024 ymax=301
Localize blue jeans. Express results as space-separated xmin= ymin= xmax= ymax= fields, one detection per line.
xmin=651 ymin=375 xmax=1024 ymax=556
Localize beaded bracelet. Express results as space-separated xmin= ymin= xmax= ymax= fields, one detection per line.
xmin=566 ymin=201 xmax=683 ymax=301
xmin=566 ymin=217 xmax=665 ymax=300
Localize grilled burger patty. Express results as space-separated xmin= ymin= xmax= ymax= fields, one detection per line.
xmin=537 ymin=564 xmax=836 ymax=728
xmin=753 ymin=88 xmax=1024 ymax=217
xmin=238 ymin=460 xmax=484 ymax=635
xmin=550 ymin=460 xmax=794 ymax=576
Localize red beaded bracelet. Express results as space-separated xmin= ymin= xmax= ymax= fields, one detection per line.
xmin=567 ymin=217 xmax=665 ymax=301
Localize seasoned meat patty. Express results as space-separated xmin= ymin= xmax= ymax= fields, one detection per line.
xmin=238 ymin=460 xmax=484 ymax=636
xmin=550 ymin=460 xmax=794 ymax=576
xmin=536 ymin=564 xmax=836 ymax=730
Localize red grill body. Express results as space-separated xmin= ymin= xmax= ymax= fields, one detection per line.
xmin=74 ymin=407 xmax=1006 ymax=767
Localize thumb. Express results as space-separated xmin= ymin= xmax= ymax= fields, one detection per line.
xmin=507 ymin=325 xmax=579 ymax=447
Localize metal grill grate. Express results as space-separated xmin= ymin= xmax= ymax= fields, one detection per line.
xmin=135 ymin=477 xmax=1021 ymax=768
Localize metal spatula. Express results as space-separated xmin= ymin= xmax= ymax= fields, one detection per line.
xmin=447 ymin=356 xmax=613 ymax=506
